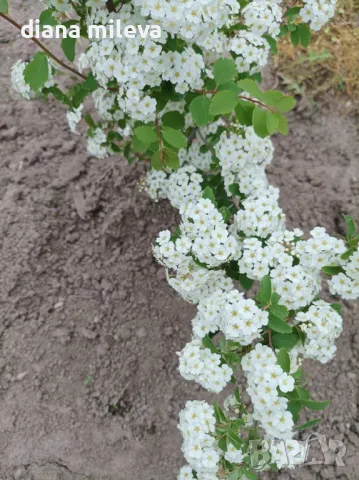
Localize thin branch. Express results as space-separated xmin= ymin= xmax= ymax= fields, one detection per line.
xmin=155 ymin=114 xmax=165 ymax=163
xmin=193 ymin=89 xmax=276 ymax=112
xmin=0 ymin=13 xmax=87 ymax=81
xmin=268 ymin=329 xmax=274 ymax=350
xmin=106 ymin=0 xmax=116 ymax=12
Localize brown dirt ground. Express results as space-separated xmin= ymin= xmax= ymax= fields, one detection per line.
xmin=1 ymin=3 xmax=359 ymax=480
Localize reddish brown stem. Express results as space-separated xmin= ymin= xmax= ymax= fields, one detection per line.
xmin=193 ymin=89 xmax=276 ymax=112
xmin=268 ymin=329 xmax=273 ymax=349
xmin=0 ymin=13 xmax=87 ymax=81
xmin=155 ymin=114 xmax=165 ymax=163
xmin=106 ymin=0 xmax=116 ymax=12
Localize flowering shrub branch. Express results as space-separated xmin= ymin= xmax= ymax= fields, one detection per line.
xmin=2 ymin=0 xmax=357 ymax=478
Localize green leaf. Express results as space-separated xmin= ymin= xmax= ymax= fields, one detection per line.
xmin=300 ymin=399 xmax=330 ymax=411
xmin=277 ymin=348 xmax=290 ymax=373
xmin=209 ymin=91 xmax=238 ymax=116
xmin=229 ymin=183 xmax=241 ymax=196
xmin=235 ymin=100 xmax=255 ymax=126
xmin=272 ymin=333 xmax=298 ymax=349
xmin=292 ymin=368 xmax=304 ymax=380
xmin=238 ymin=273 xmax=254 ymax=291
xmin=42 ymin=86 xmax=71 ymax=106
xmin=110 ymin=142 xmax=121 ymax=153
xmin=24 ymin=52 xmax=49 ymax=91
xmin=287 ymin=401 xmax=301 ymax=423
xmin=219 ymin=81 xmax=240 ymax=94
xmin=189 ymin=95 xmax=211 ymax=126
xmin=295 ymin=418 xmax=321 ymax=431
xmin=265 ymin=111 xmax=279 ymax=135
xmin=279 ymin=25 xmax=289 ymax=37
xmin=259 ymin=275 xmax=272 ymax=304
xmin=270 ymin=305 xmax=289 ymax=319
xmin=81 ymin=74 xmax=99 ymax=91
xmin=219 ymin=206 xmax=231 ymax=222
xmin=298 ymin=23 xmax=312 ymax=48
xmin=135 ymin=126 xmax=157 ymax=144
xmin=260 ymin=90 xmax=283 ymax=107
xmin=290 ymin=28 xmax=300 ymax=47
xmin=203 ymin=335 xmax=219 ymax=354
xmin=341 ymin=247 xmax=355 ymax=261
xmin=252 ymin=107 xmax=268 ymax=138
xmin=344 ymin=215 xmax=356 ymax=238
xmin=275 ymin=113 xmax=289 ymax=135
xmin=218 ymin=435 xmax=228 ymax=452
xmin=202 ymin=186 xmax=216 ymax=205
xmin=213 ymin=58 xmax=237 ymax=85
xmin=133 ymin=136 xmax=150 ymax=153
xmin=285 ymin=6 xmax=301 ymax=18
xmin=151 ymin=151 xmax=162 ymax=171
xmin=276 ymin=96 xmax=296 ymax=113
xmin=0 ymin=0 xmax=8 ymax=13
xmin=214 ymin=401 xmax=227 ymax=423
xmin=228 ymin=471 xmax=241 ymax=480
xmin=84 ymin=113 xmax=96 ymax=128
xmin=166 ymin=150 xmax=180 ymax=170
xmin=39 ymin=9 xmax=57 ymax=28
xmin=268 ymin=314 xmax=292 ymax=333
xmin=271 ymin=292 xmax=280 ymax=306
xmin=227 ymin=428 xmax=242 ymax=450
xmin=61 ymin=36 xmax=77 ymax=62
xmin=237 ymin=79 xmax=262 ymax=98
xmin=244 ymin=470 xmax=258 ymax=480
xmin=322 ymin=266 xmax=345 ymax=276
xmin=296 ymin=387 xmax=310 ymax=400
xmin=162 ymin=127 xmax=187 ymax=149
xmin=161 ymin=111 xmax=185 ymax=130
xmin=331 ymin=303 xmax=342 ymax=314
xmin=263 ymin=34 xmax=277 ymax=54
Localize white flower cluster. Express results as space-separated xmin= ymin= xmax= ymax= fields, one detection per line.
xmin=178 ymin=339 xmax=232 ymax=393
xmin=11 ymin=61 xmax=33 ymax=100
xmin=144 ymin=169 xmax=168 ymax=201
xmin=243 ymin=0 xmax=283 ymax=38
xmin=145 ymin=165 xmax=203 ymax=207
xmin=48 ymin=0 xmax=72 ymax=13
xmin=215 ymin=126 xmax=273 ymax=174
xmin=192 ymin=289 xmax=269 ymax=346
xmin=234 ymin=187 xmax=285 ymax=238
xmin=300 ymin=0 xmax=337 ymax=31
xmin=180 ymin=199 xmax=239 ymax=266
xmin=87 ymin=127 xmax=108 ymax=158
xmin=293 ymin=227 xmax=346 ymax=272
xmin=133 ymin=0 xmax=240 ymax=41
xmin=11 ymin=59 xmax=54 ymax=100
xmin=167 ymin=262 xmax=233 ymax=304
xmin=230 ymin=31 xmax=270 ymax=75
xmin=154 ymin=198 xmax=239 ymax=269
xmin=238 ymin=237 xmax=273 ymax=280
xmin=271 ymin=264 xmax=320 ymax=310
xmin=178 ymin=401 xmax=219 ymax=480
xmin=294 ymin=300 xmax=343 ymax=363
xmin=214 ymin=125 xmax=274 ymax=199
xmin=66 ymin=104 xmax=83 ymax=134
xmin=179 ymin=138 xmax=212 ymax=172
xmin=92 ymin=89 xmax=123 ymax=122
xmin=329 ymin=249 xmax=359 ymax=300
xmin=242 ymin=344 xmax=295 ymax=440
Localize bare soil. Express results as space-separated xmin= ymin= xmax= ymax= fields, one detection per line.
xmin=1 ymin=4 xmax=359 ymax=480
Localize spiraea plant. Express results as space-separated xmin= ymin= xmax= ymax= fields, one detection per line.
xmin=1 ymin=0 xmax=358 ymax=478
